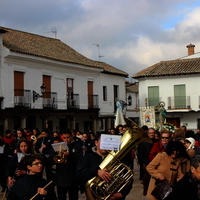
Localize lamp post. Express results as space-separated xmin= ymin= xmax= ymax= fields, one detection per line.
xmin=33 ymin=84 xmax=46 ymax=102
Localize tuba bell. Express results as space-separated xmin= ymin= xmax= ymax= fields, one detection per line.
xmin=31 ymin=135 xmax=37 ymax=140
xmin=85 ymin=120 xmax=145 ymax=200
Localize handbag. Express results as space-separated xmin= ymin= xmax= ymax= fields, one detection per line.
xmin=151 ymin=179 xmax=173 ymax=200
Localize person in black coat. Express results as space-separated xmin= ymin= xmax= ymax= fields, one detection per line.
xmin=7 ymin=154 xmax=56 ymax=200
xmin=76 ymin=132 xmax=133 ymax=200
xmin=78 ymin=132 xmax=94 ymax=156
xmin=170 ymin=155 xmax=200 ymax=200
xmin=0 ymin=134 xmax=11 ymax=192
xmin=34 ymin=128 xmax=53 ymax=155
xmin=6 ymin=139 xmax=33 ymax=186
xmin=137 ymin=128 xmax=157 ymax=195
xmin=50 ymin=129 xmax=83 ymax=200
xmin=12 ymin=128 xmax=27 ymax=152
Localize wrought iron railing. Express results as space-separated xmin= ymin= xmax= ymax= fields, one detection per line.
xmin=43 ymin=92 xmax=57 ymax=109
xmin=14 ymin=89 xmax=31 ymax=108
xmin=88 ymin=94 xmax=99 ymax=109
xmin=168 ymin=96 xmax=190 ymax=109
xmin=67 ymin=93 xmax=80 ymax=109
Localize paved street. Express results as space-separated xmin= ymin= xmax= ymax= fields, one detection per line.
xmin=0 ymin=161 xmax=148 ymax=200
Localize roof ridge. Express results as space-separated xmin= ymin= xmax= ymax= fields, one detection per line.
xmin=0 ymin=26 xmax=60 ymax=41
xmin=1 ymin=26 xmax=128 ymax=77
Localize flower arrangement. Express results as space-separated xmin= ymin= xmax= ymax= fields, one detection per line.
xmin=157 ymin=123 xmax=176 ymax=133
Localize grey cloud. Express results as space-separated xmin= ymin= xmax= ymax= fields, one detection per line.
xmin=0 ymin=0 xmax=200 ymax=78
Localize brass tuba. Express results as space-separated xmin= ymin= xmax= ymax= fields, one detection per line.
xmin=85 ymin=120 xmax=145 ymax=200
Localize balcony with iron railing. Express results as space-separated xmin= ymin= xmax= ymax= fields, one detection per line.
xmin=145 ymin=97 xmax=161 ymax=110
xmin=14 ymin=89 xmax=31 ymax=108
xmin=168 ymin=96 xmax=191 ymax=109
xmin=88 ymin=94 xmax=99 ymax=109
xmin=43 ymin=92 xmax=58 ymax=109
xmin=67 ymin=93 xmax=80 ymax=109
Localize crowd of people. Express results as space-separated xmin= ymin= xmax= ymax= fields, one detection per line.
xmin=0 ymin=127 xmax=98 ymax=200
xmin=1 ymin=124 xmax=200 ymax=200
xmin=138 ymin=125 xmax=200 ymax=200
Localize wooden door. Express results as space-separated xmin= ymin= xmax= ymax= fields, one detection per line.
xmin=166 ymin=118 xmax=180 ymax=128
xmin=88 ymin=81 xmax=93 ymax=108
xmin=14 ymin=71 xmax=24 ymax=96
xmin=43 ymin=75 xmax=51 ymax=98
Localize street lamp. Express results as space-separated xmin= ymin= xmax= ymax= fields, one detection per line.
xmin=33 ymin=84 xmax=46 ymax=102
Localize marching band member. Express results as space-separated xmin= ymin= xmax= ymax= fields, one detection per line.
xmin=6 ymin=139 xmax=33 ymax=187
xmin=7 ymin=154 xmax=56 ymax=200
xmin=76 ymin=132 xmax=133 ymax=200
xmin=34 ymin=129 xmax=53 ymax=155
xmin=50 ymin=128 xmax=83 ymax=200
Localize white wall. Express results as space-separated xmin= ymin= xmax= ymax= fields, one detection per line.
xmin=2 ymin=52 xmax=102 ymax=110
xmin=139 ymin=75 xmax=200 ymax=110
xmin=99 ymin=73 xmax=126 ymax=116
xmin=138 ymin=74 xmax=200 ymax=130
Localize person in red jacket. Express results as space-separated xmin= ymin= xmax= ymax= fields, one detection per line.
xmin=3 ymin=129 xmax=15 ymax=148
xmin=149 ymin=129 xmax=171 ymax=162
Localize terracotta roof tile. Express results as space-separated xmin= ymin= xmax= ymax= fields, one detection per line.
xmin=0 ymin=26 xmax=128 ymax=77
xmin=132 ymin=58 xmax=200 ymax=78
xmin=126 ymin=83 xmax=138 ymax=93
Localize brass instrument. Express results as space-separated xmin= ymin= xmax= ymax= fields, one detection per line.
xmin=31 ymin=135 xmax=37 ymax=140
xmin=53 ymin=149 xmax=68 ymax=163
xmin=85 ymin=120 xmax=145 ymax=200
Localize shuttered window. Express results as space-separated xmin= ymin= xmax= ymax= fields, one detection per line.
xmin=148 ymin=86 xmax=159 ymax=106
xmin=103 ymin=86 xmax=107 ymax=101
xmin=174 ymin=85 xmax=186 ymax=108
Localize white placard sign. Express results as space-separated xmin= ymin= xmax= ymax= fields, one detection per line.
xmin=100 ymin=134 xmax=121 ymax=151
xmin=51 ymin=142 xmax=69 ymax=152
xmin=0 ymin=145 xmax=4 ymax=154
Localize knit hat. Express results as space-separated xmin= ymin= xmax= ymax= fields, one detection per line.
xmin=185 ymin=137 xmax=195 ymax=150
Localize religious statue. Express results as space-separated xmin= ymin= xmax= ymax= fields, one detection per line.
xmin=158 ymin=102 xmax=166 ymax=125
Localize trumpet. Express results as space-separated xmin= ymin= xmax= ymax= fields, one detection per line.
xmin=53 ymin=149 xmax=68 ymax=163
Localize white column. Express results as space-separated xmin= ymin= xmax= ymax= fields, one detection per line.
xmin=3 ymin=118 xmax=8 ymax=132
xmin=21 ymin=117 xmax=26 ymax=129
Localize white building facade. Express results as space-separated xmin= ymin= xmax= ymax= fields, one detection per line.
xmin=0 ymin=27 xmax=128 ymax=133
xmin=125 ymin=82 xmax=140 ymax=125
xmin=133 ymin=44 xmax=200 ymax=131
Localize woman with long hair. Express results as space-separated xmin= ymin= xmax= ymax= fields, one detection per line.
xmin=6 ymin=139 xmax=33 ymax=186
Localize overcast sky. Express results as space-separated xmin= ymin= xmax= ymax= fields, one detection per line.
xmin=1 ymin=0 xmax=200 ymax=80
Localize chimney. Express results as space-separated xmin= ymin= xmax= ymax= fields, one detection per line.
xmin=186 ymin=43 xmax=195 ymax=55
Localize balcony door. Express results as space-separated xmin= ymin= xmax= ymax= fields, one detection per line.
xmin=114 ymin=85 xmax=118 ymax=112
xmin=88 ymin=81 xmax=93 ymax=108
xmin=43 ymin=75 xmax=51 ymax=98
xmin=14 ymin=71 xmax=24 ymax=96
xmin=174 ymin=85 xmax=186 ymax=108
xmin=67 ymin=78 xmax=74 ymax=99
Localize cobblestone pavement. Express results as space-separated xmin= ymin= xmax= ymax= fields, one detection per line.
xmin=0 ymin=162 xmax=148 ymax=200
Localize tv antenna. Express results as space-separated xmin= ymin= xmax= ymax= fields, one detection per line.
xmin=93 ymin=44 xmax=104 ymax=61
xmin=44 ymin=28 xmax=57 ymax=38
